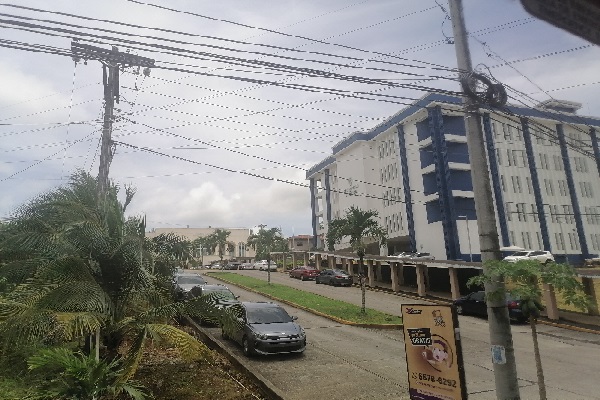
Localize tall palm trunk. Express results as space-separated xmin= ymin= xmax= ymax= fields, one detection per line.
xmin=359 ymin=254 xmax=366 ymax=314
xmin=530 ymin=317 xmax=547 ymax=400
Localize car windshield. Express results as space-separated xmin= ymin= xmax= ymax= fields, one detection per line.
xmin=510 ymin=251 xmax=529 ymax=257
xmin=332 ymin=269 xmax=348 ymax=275
xmin=177 ymin=276 xmax=206 ymax=285
xmin=246 ymin=306 xmax=293 ymax=324
xmin=203 ymin=288 xmax=236 ymax=300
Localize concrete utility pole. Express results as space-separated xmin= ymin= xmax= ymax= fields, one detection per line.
xmin=447 ymin=1 xmax=521 ymax=399
xmin=71 ymin=42 xmax=154 ymax=198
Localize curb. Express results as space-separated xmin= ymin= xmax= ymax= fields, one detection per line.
xmin=207 ymin=273 xmax=403 ymax=330
xmin=185 ymin=316 xmax=286 ymax=400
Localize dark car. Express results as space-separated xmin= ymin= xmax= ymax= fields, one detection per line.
xmin=189 ymin=284 xmax=240 ymax=325
xmin=453 ymin=291 xmax=526 ymax=322
xmin=220 ymin=302 xmax=306 ymax=357
xmin=315 ymin=269 xmax=353 ymax=286
xmin=289 ymin=266 xmax=319 ymax=281
xmin=173 ymin=273 xmax=207 ymax=301
xmin=222 ymin=262 xmax=242 ymax=270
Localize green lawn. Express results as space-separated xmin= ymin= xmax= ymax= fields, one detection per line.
xmin=208 ymin=272 xmax=402 ymax=326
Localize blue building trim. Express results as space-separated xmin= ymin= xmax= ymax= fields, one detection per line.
xmin=306 ymin=93 xmax=600 ymax=178
xmin=397 ymin=124 xmax=416 ymax=252
xmin=428 ymin=106 xmax=459 ymax=260
xmin=482 ymin=114 xmax=510 ymax=247
xmin=522 ymin=119 xmax=551 ymax=251
xmin=591 ymin=128 xmax=600 ymax=178
xmin=309 ymin=178 xmax=318 ymax=249
xmin=557 ymin=124 xmax=589 ymax=259
xmin=324 ymin=169 xmax=332 ymax=223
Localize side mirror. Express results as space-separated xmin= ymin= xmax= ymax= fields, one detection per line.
xmin=291 ymin=316 xmax=298 ymax=321
xmin=235 ymin=295 xmax=240 ymax=299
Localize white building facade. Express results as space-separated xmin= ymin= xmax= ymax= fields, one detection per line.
xmin=306 ymin=93 xmax=600 ymax=265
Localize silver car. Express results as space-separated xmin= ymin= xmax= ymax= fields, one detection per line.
xmin=221 ymin=302 xmax=306 ymax=357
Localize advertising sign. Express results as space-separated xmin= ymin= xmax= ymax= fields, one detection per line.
xmin=401 ymin=305 xmax=467 ymax=400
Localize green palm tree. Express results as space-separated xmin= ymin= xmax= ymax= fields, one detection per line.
xmin=0 ymin=170 xmax=211 ymax=385
xmin=325 ymin=207 xmax=387 ymax=313
xmin=247 ymin=225 xmax=287 ymax=284
xmin=206 ymin=228 xmax=234 ymax=265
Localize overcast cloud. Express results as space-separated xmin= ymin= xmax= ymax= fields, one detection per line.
xmin=1 ymin=0 xmax=599 ymax=237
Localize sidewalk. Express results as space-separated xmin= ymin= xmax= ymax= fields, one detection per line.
xmin=367 ymin=281 xmax=600 ymax=333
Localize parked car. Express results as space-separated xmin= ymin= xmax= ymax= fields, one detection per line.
xmin=189 ymin=284 xmax=240 ymax=325
xmin=241 ymin=262 xmax=255 ymax=270
xmin=315 ymin=269 xmax=353 ymax=286
xmin=289 ymin=266 xmax=319 ymax=281
xmin=407 ymin=252 xmax=435 ymax=260
xmin=223 ymin=263 xmax=242 ymax=270
xmin=453 ymin=291 xmax=526 ymax=322
xmin=173 ymin=273 xmax=207 ymax=301
xmin=390 ymin=251 xmax=416 ymax=258
xmin=503 ymin=250 xmax=554 ymax=264
xmin=256 ymin=260 xmax=277 ymax=271
xmin=221 ymin=302 xmax=306 ymax=357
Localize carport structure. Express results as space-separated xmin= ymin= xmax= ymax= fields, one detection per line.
xmin=269 ymin=250 xmax=600 ymax=323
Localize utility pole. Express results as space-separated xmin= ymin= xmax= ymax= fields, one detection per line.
xmin=447 ymin=1 xmax=521 ymax=399
xmin=71 ymin=42 xmax=154 ymax=198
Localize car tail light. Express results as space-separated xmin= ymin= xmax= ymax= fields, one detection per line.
xmin=335 ymin=275 xmax=345 ymax=279
xmin=507 ymin=301 xmax=519 ymax=309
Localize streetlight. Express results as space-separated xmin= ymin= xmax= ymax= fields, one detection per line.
xmin=458 ymin=215 xmax=473 ymax=262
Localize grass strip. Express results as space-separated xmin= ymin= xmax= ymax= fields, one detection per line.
xmin=208 ymin=272 xmax=402 ymax=325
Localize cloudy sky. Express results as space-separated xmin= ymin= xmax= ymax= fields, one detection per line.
xmin=1 ymin=0 xmax=599 ymax=237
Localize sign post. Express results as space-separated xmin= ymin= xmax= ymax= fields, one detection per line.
xmin=401 ymin=304 xmax=467 ymax=400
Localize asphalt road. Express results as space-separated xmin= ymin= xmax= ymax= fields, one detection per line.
xmin=198 ymin=269 xmax=600 ymax=400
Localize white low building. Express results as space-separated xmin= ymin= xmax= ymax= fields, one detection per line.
xmin=306 ymin=93 xmax=600 ymax=265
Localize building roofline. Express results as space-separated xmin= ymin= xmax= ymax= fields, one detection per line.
xmin=305 ymin=92 xmax=600 ymax=178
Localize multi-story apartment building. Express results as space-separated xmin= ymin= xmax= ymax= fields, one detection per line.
xmin=306 ymin=93 xmax=600 ymax=265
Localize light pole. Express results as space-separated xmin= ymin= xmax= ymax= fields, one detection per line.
xmin=459 ymin=215 xmax=473 ymax=262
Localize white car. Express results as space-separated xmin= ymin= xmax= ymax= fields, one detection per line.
xmin=503 ymin=250 xmax=555 ymax=264
xmin=255 ymin=260 xmax=277 ymax=271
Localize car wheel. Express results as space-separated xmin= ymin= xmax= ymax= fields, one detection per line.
xmin=242 ymin=337 xmax=255 ymax=357
xmin=301 ymin=275 xmax=306 ymax=281
xmin=456 ymin=305 xmax=464 ymax=315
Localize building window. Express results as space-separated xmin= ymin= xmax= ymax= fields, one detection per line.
xmin=492 ymin=122 xmax=500 ymax=139
xmin=580 ymin=182 xmax=594 ymax=198
xmin=503 ymin=123 xmax=512 ymax=140
xmin=538 ymin=153 xmax=549 ymax=169
xmin=530 ymin=204 xmax=538 ymax=222
xmin=549 ymin=205 xmax=559 ymax=223
xmin=555 ymin=232 xmax=565 ymax=251
xmin=591 ymin=234 xmax=600 ymax=251
xmin=544 ymin=179 xmax=554 ymax=196
xmin=574 ymin=157 xmax=589 ymax=173
xmin=496 ymin=148 xmax=502 ymax=165
xmin=509 ymin=230 xmax=516 ymax=245
xmin=506 ymin=202 xmax=513 ymax=221
xmin=562 ymin=205 xmax=574 ymax=224
xmin=517 ymin=203 xmax=527 ymax=221
xmin=525 ymin=177 xmax=533 ymax=194
xmin=553 ymin=155 xmax=563 ymax=171
xmin=500 ymin=175 xmax=506 ymax=192
xmin=511 ymin=176 xmax=522 ymax=193
xmin=536 ymin=232 xmax=542 ymax=249
xmin=522 ymin=231 xmax=532 ymax=249
xmin=568 ymin=232 xmax=580 ymax=250
xmin=558 ymin=180 xmax=568 ymax=196
xmin=506 ymin=149 xmax=513 ymax=166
